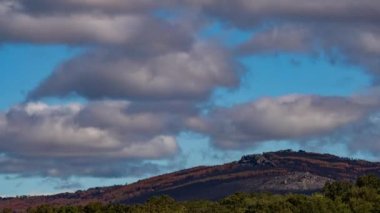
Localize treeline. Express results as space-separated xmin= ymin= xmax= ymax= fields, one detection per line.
xmin=4 ymin=175 xmax=380 ymax=213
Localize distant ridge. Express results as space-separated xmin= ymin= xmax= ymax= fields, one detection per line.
xmin=2 ymin=150 xmax=380 ymax=211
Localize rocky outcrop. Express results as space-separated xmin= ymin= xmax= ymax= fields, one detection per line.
xmin=259 ymin=172 xmax=333 ymax=192
xmin=238 ymin=154 xmax=276 ymax=167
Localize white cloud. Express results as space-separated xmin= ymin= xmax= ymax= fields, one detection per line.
xmin=0 ymin=101 xmax=184 ymax=177
xmin=29 ymin=42 xmax=241 ymax=101
xmin=191 ymin=94 xmax=380 ymax=149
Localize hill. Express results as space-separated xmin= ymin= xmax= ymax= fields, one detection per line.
xmin=1 ymin=150 xmax=380 ymax=211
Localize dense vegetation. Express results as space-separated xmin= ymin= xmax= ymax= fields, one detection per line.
xmin=4 ymin=175 xmax=380 ymax=213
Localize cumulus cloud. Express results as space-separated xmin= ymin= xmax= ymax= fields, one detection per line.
xmin=0 ymin=101 xmax=189 ymax=177
xmin=16 ymin=0 xmax=164 ymax=14
xmin=183 ymin=0 xmax=380 ymax=75
xmin=0 ymin=155 xmax=163 ymax=178
xmin=238 ymin=25 xmax=315 ymax=55
xmin=189 ymin=94 xmax=380 ymax=149
xmin=0 ymin=3 xmax=192 ymax=50
xmin=346 ymin=113 xmax=380 ymax=155
xmin=2 ymin=0 xmax=380 ymax=179
xmin=0 ymin=1 xmax=242 ymax=102
xmin=309 ymin=111 xmax=380 ymax=158
xmin=186 ymin=0 xmax=380 ymax=27
xmin=185 ymin=0 xmax=380 ymax=154
xmin=238 ymin=24 xmax=380 ymax=75
xmin=28 ymin=42 xmax=242 ymax=101
xmin=0 ymin=0 xmax=244 ymax=179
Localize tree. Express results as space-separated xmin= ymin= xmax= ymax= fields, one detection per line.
xmin=356 ymin=175 xmax=380 ymax=191
xmin=323 ymin=181 xmax=353 ymax=201
xmin=83 ymin=202 xmax=104 ymax=213
xmin=2 ymin=208 xmax=13 ymax=213
xmin=143 ymin=195 xmax=185 ymax=213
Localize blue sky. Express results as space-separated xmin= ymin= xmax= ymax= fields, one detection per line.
xmin=0 ymin=45 xmax=82 ymax=109
xmin=0 ymin=0 xmax=380 ymax=196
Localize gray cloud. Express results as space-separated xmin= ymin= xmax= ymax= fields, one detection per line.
xmin=1 ymin=0 xmax=241 ymax=104
xmin=15 ymin=0 xmax=164 ymax=15
xmin=309 ymin=111 xmax=380 ymax=158
xmin=183 ymin=0 xmax=380 ymax=76
xmin=28 ymin=42 xmax=242 ymax=101
xmin=189 ymin=94 xmax=380 ymax=149
xmin=42 ymin=178 xmax=83 ymax=190
xmin=345 ymin=113 xmax=380 ymax=156
xmin=0 ymin=0 xmax=244 ymax=180
xmin=181 ymin=0 xmax=380 ymax=154
xmin=0 ymin=3 xmax=192 ymax=49
xmin=8 ymin=0 xmax=380 ymax=25
xmin=186 ymin=0 xmax=380 ymax=27
xmin=1 ymin=0 xmax=380 ymax=179
xmin=0 ymin=155 xmax=163 ymax=178
xmin=238 ymin=25 xmax=315 ymax=55
xmin=0 ymin=101 xmax=191 ymax=177
xmin=238 ymin=24 xmax=380 ymax=75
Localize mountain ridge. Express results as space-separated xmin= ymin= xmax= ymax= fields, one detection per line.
xmin=2 ymin=150 xmax=380 ymax=211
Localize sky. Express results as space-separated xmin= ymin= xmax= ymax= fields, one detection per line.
xmin=0 ymin=0 xmax=380 ymax=196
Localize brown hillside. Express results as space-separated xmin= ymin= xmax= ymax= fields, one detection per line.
xmin=1 ymin=150 xmax=380 ymax=211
